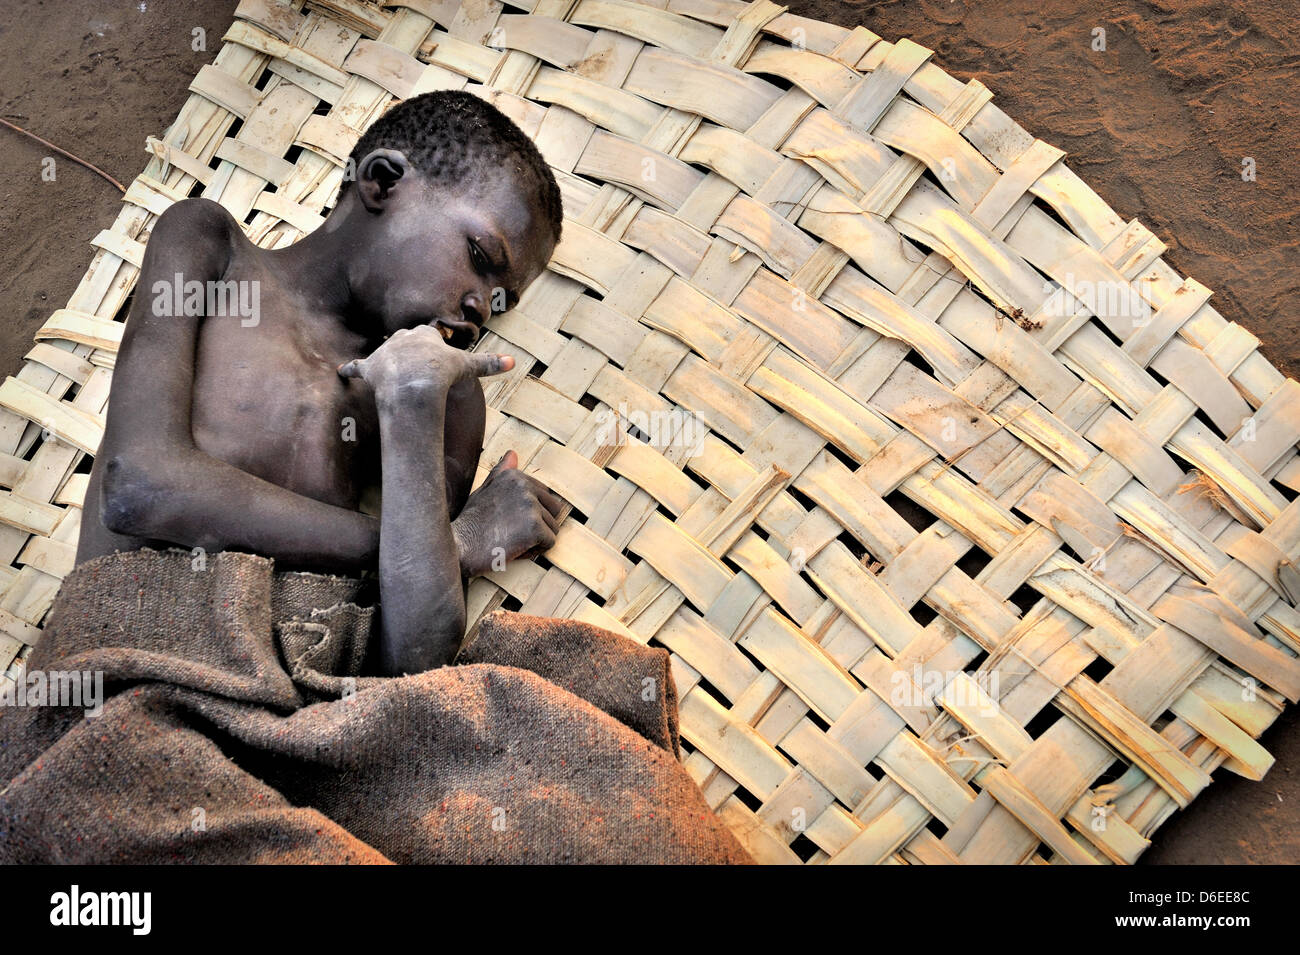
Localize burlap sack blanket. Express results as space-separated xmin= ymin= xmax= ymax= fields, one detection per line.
xmin=0 ymin=548 xmax=751 ymax=864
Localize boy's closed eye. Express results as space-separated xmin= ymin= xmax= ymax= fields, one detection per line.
xmin=468 ymin=238 xmax=494 ymax=275
xmin=468 ymin=234 xmax=508 ymax=279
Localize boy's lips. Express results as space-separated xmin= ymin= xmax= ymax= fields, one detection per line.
xmin=433 ymin=316 xmax=480 ymax=347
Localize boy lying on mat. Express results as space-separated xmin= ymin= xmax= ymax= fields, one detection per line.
xmin=79 ymin=90 xmax=565 ymax=675
xmin=1 ymin=91 xmax=752 ymax=864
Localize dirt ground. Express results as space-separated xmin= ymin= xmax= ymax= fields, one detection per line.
xmin=0 ymin=0 xmax=1296 ymax=864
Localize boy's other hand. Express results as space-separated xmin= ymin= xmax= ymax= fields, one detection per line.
xmin=337 ymin=325 xmax=514 ymax=408
xmin=452 ymin=450 xmax=564 ymax=577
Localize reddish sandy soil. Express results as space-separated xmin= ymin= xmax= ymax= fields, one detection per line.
xmin=0 ymin=0 xmax=1297 ymax=863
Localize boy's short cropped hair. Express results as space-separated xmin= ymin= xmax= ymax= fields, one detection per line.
xmin=341 ymin=89 xmax=564 ymax=245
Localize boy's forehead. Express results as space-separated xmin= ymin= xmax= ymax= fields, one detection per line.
xmin=476 ymin=181 xmax=552 ymax=265
xmin=481 ymin=179 xmax=545 ymax=236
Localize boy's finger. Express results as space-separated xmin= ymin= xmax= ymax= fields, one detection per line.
xmin=518 ymin=473 xmax=564 ymax=515
xmin=528 ymin=525 xmax=557 ymax=556
xmin=538 ymin=505 xmax=561 ymax=534
xmin=488 ymin=449 xmax=518 ymax=479
xmin=534 ymin=485 xmax=565 ymax=517
xmin=469 ymin=353 xmax=514 ymax=377
xmin=337 ymin=358 xmax=365 ymax=379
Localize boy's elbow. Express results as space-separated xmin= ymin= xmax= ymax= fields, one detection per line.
xmin=99 ymin=454 xmax=166 ymax=537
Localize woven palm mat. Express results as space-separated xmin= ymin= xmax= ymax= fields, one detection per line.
xmin=1 ymin=0 xmax=1299 ymax=865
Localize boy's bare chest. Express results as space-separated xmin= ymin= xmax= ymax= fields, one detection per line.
xmin=185 ymin=264 xmax=487 ymax=515
xmin=190 ymin=311 xmax=380 ymax=507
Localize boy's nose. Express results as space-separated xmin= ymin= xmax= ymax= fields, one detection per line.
xmin=461 ymin=293 xmax=488 ymax=327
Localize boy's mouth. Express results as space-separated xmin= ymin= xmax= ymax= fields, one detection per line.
xmin=432 ymin=317 xmax=479 ymax=348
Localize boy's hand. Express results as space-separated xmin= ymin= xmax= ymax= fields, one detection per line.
xmin=337 ymin=325 xmax=514 ymax=407
xmin=453 ymin=450 xmax=564 ymax=577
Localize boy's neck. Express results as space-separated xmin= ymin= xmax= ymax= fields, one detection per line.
xmin=267 ymin=194 xmax=374 ymax=334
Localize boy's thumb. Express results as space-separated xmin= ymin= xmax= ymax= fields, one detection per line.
xmin=490 ymin=449 xmax=519 ymax=477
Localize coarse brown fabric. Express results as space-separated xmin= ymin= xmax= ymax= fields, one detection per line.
xmin=0 ymin=548 xmax=752 ymax=864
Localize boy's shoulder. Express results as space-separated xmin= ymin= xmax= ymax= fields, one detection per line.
xmin=155 ymin=196 xmax=239 ymax=232
xmin=146 ymin=198 xmax=245 ymax=266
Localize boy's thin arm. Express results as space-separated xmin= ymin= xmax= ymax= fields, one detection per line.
xmin=340 ymin=327 xmax=515 ymax=674
xmin=373 ymin=384 xmax=465 ymax=673
xmin=97 ymin=200 xmax=378 ymax=570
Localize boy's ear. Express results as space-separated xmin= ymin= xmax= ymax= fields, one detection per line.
xmin=356 ymin=148 xmax=408 ymax=211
